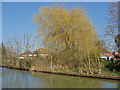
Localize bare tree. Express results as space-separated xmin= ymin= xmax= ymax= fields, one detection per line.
xmin=24 ymin=33 xmax=32 ymax=51
xmin=23 ymin=33 xmax=32 ymax=57
xmin=105 ymin=2 xmax=119 ymax=51
xmin=4 ymin=36 xmax=23 ymax=58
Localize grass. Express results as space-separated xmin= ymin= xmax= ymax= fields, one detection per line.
xmin=102 ymin=70 xmax=120 ymax=76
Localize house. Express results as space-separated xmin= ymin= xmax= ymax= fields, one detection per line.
xmin=33 ymin=48 xmax=50 ymax=58
xmin=19 ymin=48 xmax=50 ymax=59
xmin=100 ymin=48 xmax=113 ymax=61
xmin=115 ymin=51 xmax=120 ymax=58
xmin=19 ymin=50 xmax=33 ymax=59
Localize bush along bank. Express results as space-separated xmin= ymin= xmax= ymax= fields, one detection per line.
xmin=1 ymin=57 xmax=120 ymax=80
xmin=103 ymin=60 xmax=120 ymax=72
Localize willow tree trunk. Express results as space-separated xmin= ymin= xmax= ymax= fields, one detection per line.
xmin=51 ymin=55 xmax=53 ymax=71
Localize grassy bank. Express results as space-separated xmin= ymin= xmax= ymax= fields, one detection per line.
xmin=1 ymin=57 xmax=120 ymax=79
xmin=101 ymin=71 xmax=120 ymax=76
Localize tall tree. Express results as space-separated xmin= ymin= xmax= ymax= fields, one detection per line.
xmin=34 ymin=5 xmax=99 ymax=52
xmin=115 ymin=2 xmax=120 ymax=51
xmin=105 ymin=2 xmax=119 ymax=51
xmin=33 ymin=5 xmax=101 ymax=74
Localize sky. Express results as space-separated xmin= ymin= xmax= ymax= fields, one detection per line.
xmin=2 ymin=2 xmax=110 ymax=49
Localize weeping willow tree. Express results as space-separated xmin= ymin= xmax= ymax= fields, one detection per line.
xmin=33 ymin=5 xmax=101 ymax=74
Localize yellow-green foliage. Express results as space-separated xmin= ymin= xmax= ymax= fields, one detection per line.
xmin=33 ymin=5 xmax=101 ymax=74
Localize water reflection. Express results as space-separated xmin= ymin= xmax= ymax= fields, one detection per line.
xmin=2 ymin=68 xmax=120 ymax=88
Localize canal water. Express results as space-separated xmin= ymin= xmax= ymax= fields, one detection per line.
xmin=2 ymin=67 xmax=120 ymax=88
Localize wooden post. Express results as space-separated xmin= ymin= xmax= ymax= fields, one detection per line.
xmin=51 ymin=54 xmax=53 ymax=71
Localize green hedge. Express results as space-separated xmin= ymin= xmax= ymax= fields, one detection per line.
xmin=104 ymin=60 xmax=120 ymax=71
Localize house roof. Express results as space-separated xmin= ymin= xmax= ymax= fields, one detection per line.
xmin=22 ymin=50 xmax=32 ymax=55
xmin=100 ymin=48 xmax=111 ymax=53
xmin=33 ymin=48 xmax=50 ymax=54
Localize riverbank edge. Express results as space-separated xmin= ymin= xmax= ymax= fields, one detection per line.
xmin=1 ymin=65 xmax=120 ymax=80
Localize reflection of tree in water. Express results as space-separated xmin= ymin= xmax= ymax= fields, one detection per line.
xmin=3 ymin=68 xmax=29 ymax=88
xmin=14 ymin=70 xmax=44 ymax=88
xmin=3 ymin=68 xmax=36 ymax=88
xmin=30 ymin=71 xmax=118 ymax=88
xmin=2 ymin=68 xmax=119 ymax=88
xmin=118 ymin=82 xmax=120 ymax=89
